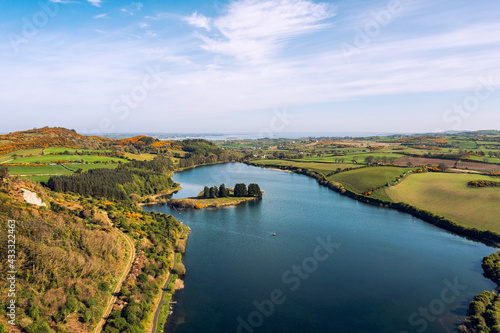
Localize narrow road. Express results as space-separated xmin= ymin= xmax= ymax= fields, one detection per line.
xmin=93 ymin=213 xmax=136 ymax=333
xmin=151 ymin=227 xmax=186 ymax=333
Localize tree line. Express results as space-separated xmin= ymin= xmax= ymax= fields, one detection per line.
xmin=203 ymin=183 xmax=262 ymax=199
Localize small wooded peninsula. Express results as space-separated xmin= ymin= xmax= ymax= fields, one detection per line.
xmin=166 ymin=183 xmax=263 ymax=209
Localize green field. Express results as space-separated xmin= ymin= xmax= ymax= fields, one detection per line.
xmin=66 ymin=163 xmax=119 ymax=172
xmin=252 ymin=159 xmax=362 ymax=175
xmin=0 ymin=148 xmax=44 ymax=162
xmin=329 ymin=166 xmax=413 ymax=193
xmin=386 ymin=173 xmax=500 ymax=232
xmin=20 ymin=175 xmax=53 ymax=183
xmin=44 ymin=147 xmax=111 ymax=154
xmin=7 ymin=164 xmax=73 ymax=176
xmin=293 ymin=152 xmax=405 ymax=164
xmin=6 ymin=163 xmax=120 ymax=183
xmin=8 ymin=154 xmax=126 ymax=164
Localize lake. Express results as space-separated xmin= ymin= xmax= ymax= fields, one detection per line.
xmin=143 ymin=163 xmax=495 ymax=333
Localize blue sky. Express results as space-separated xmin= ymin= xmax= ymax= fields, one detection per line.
xmin=1 ymin=0 xmax=499 ymax=134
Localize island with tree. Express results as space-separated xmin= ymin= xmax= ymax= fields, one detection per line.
xmin=166 ymin=183 xmax=263 ymax=209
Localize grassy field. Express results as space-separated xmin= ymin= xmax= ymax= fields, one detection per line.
xmin=123 ymin=152 xmax=156 ymax=161
xmin=0 ymin=148 xmax=44 ymax=162
xmin=6 ymin=163 xmax=120 ymax=183
xmin=169 ymin=195 xmax=257 ymax=209
xmin=294 ymin=152 xmax=406 ymax=164
xmin=20 ymin=175 xmax=53 ymax=183
xmin=386 ymin=173 xmax=500 ymax=232
xmin=8 ymin=154 xmax=127 ymax=164
xmin=44 ymin=147 xmax=111 ymax=154
xmin=329 ymin=166 xmax=413 ymax=193
xmin=66 ymin=163 xmax=120 ymax=172
xmin=252 ymin=159 xmax=362 ymax=175
xmin=7 ymin=164 xmax=73 ymax=176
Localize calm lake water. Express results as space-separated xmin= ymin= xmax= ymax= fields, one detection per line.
xmin=143 ymin=163 xmax=495 ymax=333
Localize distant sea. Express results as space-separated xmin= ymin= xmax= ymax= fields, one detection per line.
xmin=96 ymin=132 xmax=395 ymax=141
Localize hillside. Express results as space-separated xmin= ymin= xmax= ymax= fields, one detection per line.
xmin=0 ymin=127 xmax=112 ymax=155
xmin=0 ymin=176 xmax=128 ymax=332
xmin=0 ymin=128 xmax=243 ymax=333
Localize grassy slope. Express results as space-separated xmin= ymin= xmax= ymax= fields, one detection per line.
xmin=0 ymin=179 xmax=128 ymax=332
xmin=0 ymin=148 xmax=44 ymax=162
xmin=386 ymin=173 xmax=500 ymax=233
xmin=9 ymin=154 xmax=126 ymax=163
xmin=123 ymin=152 xmax=156 ymax=161
xmin=6 ymin=164 xmax=120 ymax=183
xmin=44 ymin=147 xmax=111 ymax=154
xmin=329 ymin=166 xmax=412 ymax=193
xmin=7 ymin=164 xmax=73 ymax=175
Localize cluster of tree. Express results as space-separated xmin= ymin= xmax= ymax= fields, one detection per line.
xmin=0 ymin=165 xmax=7 ymax=180
xmin=202 ymin=183 xmax=262 ymax=199
xmin=204 ymin=184 xmax=229 ymax=198
xmin=45 ymin=156 xmax=174 ymax=202
xmin=177 ymin=139 xmax=242 ymax=168
xmin=364 ymin=155 xmax=397 ymax=165
xmin=235 ymin=183 xmax=262 ymax=198
xmin=468 ymin=180 xmax=500 ymax=188
xmin=461 ymin=290 xmax=500 ymax=332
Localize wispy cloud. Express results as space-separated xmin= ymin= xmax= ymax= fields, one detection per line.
xmin=121 ymin=2 xmax=143 ymax=15
xmin=184 ymin=11 xmax=211 ymax=31
xmin=93 ymin=13 xmax=108 ymax=19
xmin=195 ymin=0 xmax=335 ymax=62
xmin=49 ymin=0 xmax=79 ymax=3
xmin=87 ymin=0 xmax=101 ymax=7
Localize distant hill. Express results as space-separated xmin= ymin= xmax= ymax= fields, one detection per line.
xmin=0 ymin=127 xmax=112 ymax=155
xmin=0 ymin=127 xmax=177 ymax=157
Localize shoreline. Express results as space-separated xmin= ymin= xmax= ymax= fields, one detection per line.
xmin=145 ymin=161 xmax=498 ymax=333
xmin=166 ymin=196 xmax=258 ymax=209
xmin=137 ymin=186 xmax=182 ymax=207
xmin=247 ymin=161 xmax=500 ymax=248
xmin=149 ymin=225 xmax=189 ymax=333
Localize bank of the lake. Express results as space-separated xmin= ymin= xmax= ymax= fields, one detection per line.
xmin=166 ymin=196 xmax=258 ymax=209
xmin=143 ymin=163 xmax=496 ymax=333
xmin=249 ymin=161 xmax=500 ymax=247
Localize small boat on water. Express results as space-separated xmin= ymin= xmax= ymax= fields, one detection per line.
xmin=272 ymin=233 xmax=276 ymax=236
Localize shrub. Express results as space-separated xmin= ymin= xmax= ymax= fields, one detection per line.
xmin=26 ymin=322 xmax=54 ymax=333
xmin=65 ymin=296 xmax=78 ymax=313
xmin=175 ymin=263 xmax=186 ymax=276
xmin=137 ymin=273 xmax=148 ymax=283
xmin=123 ymin=304 xmax=142 ymax=325
xmin=99 ymin=282 xmax=111 ymax=292
xmin=28 ymin=305 xmax=41 ymax=321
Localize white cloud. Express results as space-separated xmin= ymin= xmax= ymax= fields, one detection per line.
xmin=184 ymin=12 xmax=211 ymax=31
xmin=2 ymin=0 xmax=500 ymax=133
xmin=196 ymin=0 xmax=334 ymax=62
xmin=121 ymin=2 xmax=143 ymax=15
xmin=49 ymin=0 xmax=79 ymax=3
xmin=139 ymin=22 xmax=150 ymax=29
xmin=87 ymin=0 xmax=101 ymax=7
xmin=93 ymin=13 xmax=108 ymax=19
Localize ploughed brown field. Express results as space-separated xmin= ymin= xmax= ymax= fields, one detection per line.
xmin=458 ymin=161 xmax=500 ymax=173
xmin=394 ymin=157 xmax=456 ymax=168
xmin=394 ymin=157 xmax=500 ymax=173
